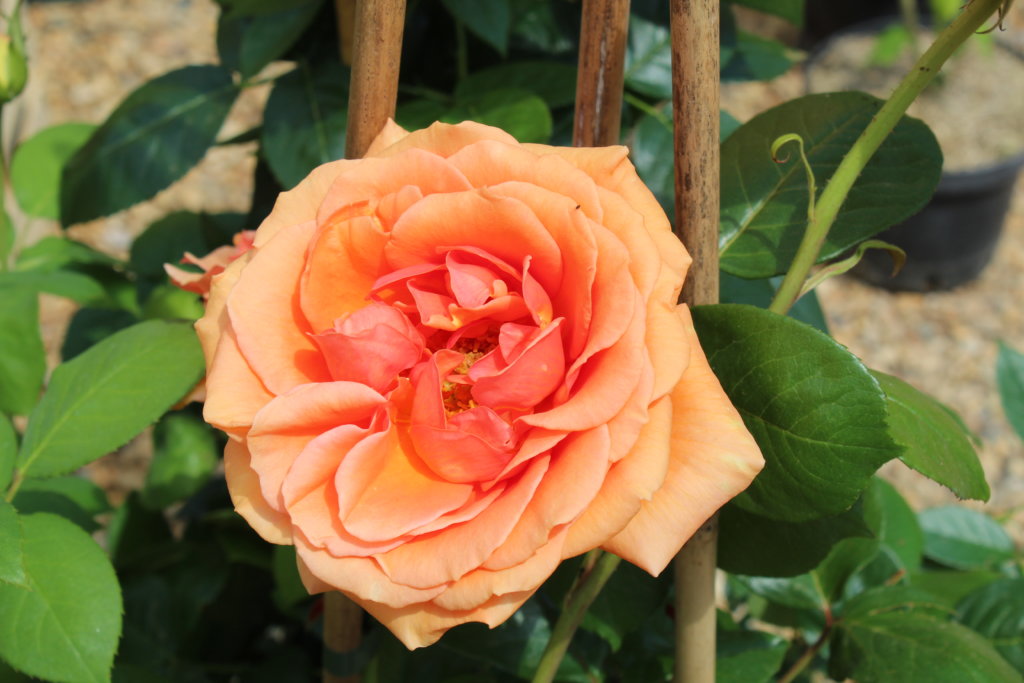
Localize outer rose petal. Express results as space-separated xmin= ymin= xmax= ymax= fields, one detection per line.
xmin=601 ymin=306 xmax=764 ymax=575
xmin=254 ymin=159 xmax=351 ymax=247
xmin=223 ymin=439 xmax=292 ymax=545
xmin=368 ymin=120 xmax=517 ymax=159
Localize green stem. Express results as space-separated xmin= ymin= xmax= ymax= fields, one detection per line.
xmin=768 ymin=0 xmax=1003 ymax=316
xmin=531 ymin=550 xmax=621 ymax=683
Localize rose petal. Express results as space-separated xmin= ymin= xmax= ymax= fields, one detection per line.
xmin=223 ymin=438 xmax=292 ymax=545
xmin=600 ymin=306 xmax=764 ymax=575
xmin=368 ymin=120 xmax=518 ymax=159
xmin=254 ymin=159 xmax=352 ymax=248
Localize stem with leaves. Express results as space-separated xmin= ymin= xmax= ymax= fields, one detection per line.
xmin=768 ymin=0 xmax=1006 ymax=316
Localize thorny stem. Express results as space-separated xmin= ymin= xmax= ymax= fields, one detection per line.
xmin=531 ymin=550 xmax=621 ymax=683
xmin=768 ymin=0 xmax=1006 ymax=316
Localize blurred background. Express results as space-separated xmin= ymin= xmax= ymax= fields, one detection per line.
xmin=11 ymin=0 xmax=1024 ymax=534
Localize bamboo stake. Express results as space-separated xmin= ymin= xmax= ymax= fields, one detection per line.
xmin=344 ymin=0 xmax=406 ymax=159
xmin=325 ymin=2 xmax=406 ymax=681
xmin=669 ymin=0 xmax=719 ymax=682
xmin=573 ymin=0 xmax=631 ymax=147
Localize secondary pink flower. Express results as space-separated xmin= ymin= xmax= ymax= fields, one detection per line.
xmin=165 ymin=229 xmax=256 ymax=298
xmin=196 ymin=120 xmax=763 ymax=648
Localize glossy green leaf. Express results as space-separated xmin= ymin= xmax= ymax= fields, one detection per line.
xmin=0 ymin=513 xmax=121 ymax=683
xmin=141 ymin=285 xmax=204 ymax=321
xmin=719 ymin=271 xmax=829 ymax=333
xmin=718 ymin=501 xmax=871 ymax=577
xmin=0 ymin=287 xmax=45 ymax=416
xmin=262 ymin=60 xmax=348 ymax=189
xmin=918 ymin=507 xmax=1015 ymax=570
xmin=692 ymin=304 xmax=899 ymax=521
xmin=0 ymin=270 xmax=107 ymax=305
xmin=720 ymin=93 xmax=943 ymax=278
xmin=581 ymin=562 xmax=668 ymax=650
xmin=0 ymin=501 xmax=24 ymax=586
xmin=840 ymin=585 xmax=953 ymax=621
xmin=721 ymin=109 xmax=741 ymax=142
xmin=874 ymin=371 xmax=989 ymax=501
xmin=716 ymin=629 xmax=787 ymax=683
xmin=11 ymin=476 xmax=111 ymax=533
xmin=61 ymin=66 xmax=239 ymax=226
xmin=14 ymin=236 xmax=120 ymax=273
xmin=958 ymin=579 xmax=1024 ymax=673
xmin=997 ymin=342 xmax=1024 ymax=441
xmin=831 ymin=610 xmax=1021 ymax=683
xmin=0 ymin=414 xmax=14 ymax=490
xmin=630 ymin=110 xmax=674 ymax=213
xmin=10 ymin=123 xmax=96 ymax=220
xmin=0 ymin=210 xmax=11 ymax=268
xmin=863 ymin=478 xmax=924 ymax=571
xmin=130 ymin=212 xmax=210 ymax=279
xmin=61 ymin=308 xmax=139 ymax=361
xmin=728 ymin=0 xmax=805 ymax=25
xmin=217 ymin=0 xmax=322 ymax=78
xmin=141 ymin=412 xmax=219 ymax=510
xmin=814 ymin=537 xmax=883 ymax=603
xmin=911 ymin=569 xmax=1005 ymax=607
xmin=446 ymin=89 xmax=552 ymax=143
xmin=734 ymin=574 xmax=824 ymax=612
xmin=17 ymin=320 xmax=204 ymax=479
xmin=624 ymin=15 xmax=671 ymax=99
xmin=442 ymin=0 xmax=511 ymax=56
xmin=455 ymin=61 xmax=577 ymax=108
xmin=721 ymin=32 xmax=798 ymax=83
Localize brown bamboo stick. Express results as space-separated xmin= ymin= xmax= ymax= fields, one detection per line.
xmin=344 ymin=0 xmax=406 ymax=159
xmin=335 ymin=0 xmax=357 ymax=66
xmin=573 ymin=0 xmax=631 ymax=147
xmin=325 ymin=2 xmax=407 ymax=680
xmin=669 ymin=0 xmax=720 ymax=682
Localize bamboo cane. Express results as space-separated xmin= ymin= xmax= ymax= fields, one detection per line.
xmin=669 ymin=0 xmax=720 ymax=681
xmin=573 ymin=0 xmax=631 ymax=147
xmin=324 ymin=1 xmax=406 ymax=681
xmin=344 ymin=0 xmax=406 ymax=160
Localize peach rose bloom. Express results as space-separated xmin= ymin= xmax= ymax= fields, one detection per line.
xmin=196 ymin=121 xmax=763 ymax=649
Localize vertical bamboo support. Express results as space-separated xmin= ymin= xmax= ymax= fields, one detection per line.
xmin=344 ymin=0 xmax=406 ymax=160
xmin=573 ymin=0 xmax=631 ymax=147
xmin=325 ymin=2 xmax=406 ymax=681
xmin=670 ymin=0 xmax=719 ymax=682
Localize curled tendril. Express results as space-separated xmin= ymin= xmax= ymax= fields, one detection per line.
xmin=974 ymin=0 xmax=1015 ymax=33
xmin=771 ymin=133 xmax=818 ymax=223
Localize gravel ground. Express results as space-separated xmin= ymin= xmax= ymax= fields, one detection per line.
xmin=15 ymin=0 xmax=1024 ymax=535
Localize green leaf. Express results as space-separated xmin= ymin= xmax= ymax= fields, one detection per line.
xmin=0 ymin=513 xmax=122 ymax=683
xmin=581 ymin=562 xmax=668 ymax=650
xmin=10 ymin=123 xmax=96 ymax=220
xmin=718 ymin=500 xmax=871 ymax=577
xmin=130 ymin=211 xmax=210 ymax=279
xmin=911 ymin=569 xmax=1006 ymax=607
xmin=721 ymin=109 xmax=741 ymax=142
xmin=15 ymin=236 xmax=121 ymax=273
xmin=442 ymin=0 xmax=511 ymax=56
xmin=727 ymin=0 xmax=805 ymax=25
xmin=958 ymin=579 xmax=1024 ymax=673
xmin=0 ymin=287 xmax=45 ymax=416
xmin=141 ymin=285 xmax=204 ymax=321
xmin=61 ymin=66 xmax=240 ymax=226
xmin=447 ymin=89 xmax=553 ymax=143
xmin=141 ymin=412 xmax=219 ymax=510
xmin=271 ymin=545 xmax=310 ymax=612
xmin=692 ymin=304 xmax=899 ymax=521
xmin=624 ymin=15 xmax=672 ymax=99
xmin=814 ymin=537 xmax=883 ymax=603
xmin=11 ymin=476 xmax=111 ymax=533
xmin=16 ymin=320 xmax=204 ymax=479
xmin=720 ymin=92 xmax=943 ymax=278
xmin=734 ymin=574 xmax=825 ymax=612
xmin=61 ymin=308 xmax=139 ymax=361
xmin=831 ymin=610 xmax=1021 ymax=683
xmin=997 ymin=342 xmax=1024 ymax=442
xmin=217 ymin=0 xmax=322 ymax=78
xmin=862 ymin=478 xmax=924 ymax=571
xmin=841 ymin=584 xmax=953 ymax=621
xmin=0 ymin=414 xmax=14 ymax=489
xmin=630 ymin=110 xmax=674 ymax=213
xmin=918 ymin=507 xmax=1015 ymax=570
xmin=874 ymin=371 xmax=989 ymax=501
xmin=262 ymin=60 xmax=348 ymax=189
xmin=716 ymin=628 xmax=787 ymax=683
xmin=719 ymin=271 xmax=829 ymax=334
xmin=0 ymin=269 xmax=108 ymax=305
xmin=721 ymin=32 xmax=798 ymax=83
xmin=0 ymin=501 xmax=25 ymax=586
xmin=455 ymin=61 xmax=578 ymax=108
xmin=0 ymin=209 xmax=12 ymax=267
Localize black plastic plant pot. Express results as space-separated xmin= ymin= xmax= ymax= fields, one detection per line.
xmin=854 ymin=152 xmax=1024 ymax=291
